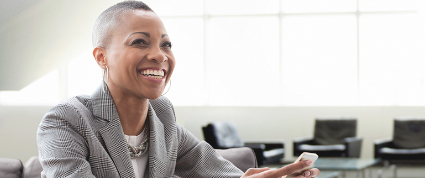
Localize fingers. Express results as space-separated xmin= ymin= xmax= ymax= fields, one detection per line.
xmin=243 ymin=167 xmax=271 ymax=177
xmin=263 ymin=160 xmax=312 ymax=177
xmin=303 ymin=170 xmax=311 ymax=177
xmin=303 ymin=168 xmax=320 ymax=178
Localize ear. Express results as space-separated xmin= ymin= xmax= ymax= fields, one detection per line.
xmin=93 ymin=46 xmax=107 ymax=69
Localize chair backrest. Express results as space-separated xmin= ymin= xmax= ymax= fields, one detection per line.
xmin=393 ymin=118 xmax=425 ymax=149
xmin=313 ymin=118 xmax=357 ymax=145
xmin=215 ymin=147 xmax=258 ymax=172
xmin=202 ymin=122 xmax=244 ymax=149
xmin=0 ymin=158 xmax=23 ymax=178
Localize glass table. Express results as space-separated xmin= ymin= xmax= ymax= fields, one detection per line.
xmin=316 ymin=171 xmax=340 ymax=178
xmin=312 ymin=158 xmax=381 ymax=178
xmin=265 ymin=165 xmax=340 ymax=178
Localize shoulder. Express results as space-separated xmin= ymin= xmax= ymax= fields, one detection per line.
xmin=53 ymin=95 xmax=91 ymax=115
xmin=40 ymin=95 xmax=93 ymax=126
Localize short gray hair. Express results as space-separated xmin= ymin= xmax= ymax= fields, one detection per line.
xmin=92 ymin=1 xmax=153 ymax=48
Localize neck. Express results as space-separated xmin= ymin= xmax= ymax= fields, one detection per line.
xmin=108 ymin=86 xmax=149 ymax=136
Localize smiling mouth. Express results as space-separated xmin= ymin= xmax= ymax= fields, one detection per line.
xmin=140 ymin=69 xmax=165 ymax=79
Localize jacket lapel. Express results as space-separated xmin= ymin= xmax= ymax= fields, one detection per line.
xmin=147 ymin=103 xmax=177 ymax=177
xmin=92 ymin=86 xmax=135 ymax=178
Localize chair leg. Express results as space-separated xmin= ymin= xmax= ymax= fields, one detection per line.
xmin=377 ymin=169 xmax=383 ymax=178
xmin=377 ymin=161 xmax=397 ymax=178
xmin=391 ymin=165 xmax=397 ymax=178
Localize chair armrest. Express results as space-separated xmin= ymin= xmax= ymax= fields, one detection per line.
xmin=344 ymin=136 xmax=362 ymax=157
xmin=293 ymin=137 xmax=314 ymax=156
xmin=244 ymin=144 xmax=266 ymax=166
xmin=245 ymin=141 xmax=284 ymax=150
xmin=215 ymin=147 xmax=258 ymax=172
xmin=244 ymin=143 xmax=266 ymax=150
xmin=374 ymin=138 xmax=393 ymax=158
xmin=0 ymin=158 xmax=23 ymax=178
xmin=245 ymin=142 xmax=285 ymax=165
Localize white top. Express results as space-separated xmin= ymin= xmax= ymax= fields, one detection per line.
xmin=125 ymin=129 xmax=149 ymax=178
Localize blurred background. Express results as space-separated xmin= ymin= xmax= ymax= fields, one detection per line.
xmin=1 ymin=0 xmax=425 ymax=163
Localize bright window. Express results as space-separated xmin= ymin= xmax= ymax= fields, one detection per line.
xmin=161 ymin=17 xmax=206 ymax=105
xmin=206 ymin=0 xmax=280 ymax=15
xmin=206 ymin=16 xmax=280 ymax=106
xmin=3 ymin=0 xmax=425 ymax=106
xmin=281 ymin=15 xmax=358 ymax=105
xmin=359 ymin=13 xmax=425 ymax=105
xmin=281 ymin=0 xmax=357 ymax=13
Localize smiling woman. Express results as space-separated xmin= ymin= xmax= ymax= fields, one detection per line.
xmin=93 ymin=9 xmax=175 ymax=105
xmin=36 ymin=1 xmax=320 ymax=178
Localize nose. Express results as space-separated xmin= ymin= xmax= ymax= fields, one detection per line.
xmin=147 ymin=46 xmax=167 ymax=63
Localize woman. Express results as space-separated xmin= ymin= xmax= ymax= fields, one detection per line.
xmin=37 ymin=1 xmax=320 ymax=177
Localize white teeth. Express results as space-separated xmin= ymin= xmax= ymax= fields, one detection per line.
xmin=141 ymin=69 xmax=164 ymax=79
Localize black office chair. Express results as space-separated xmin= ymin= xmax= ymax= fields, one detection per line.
xmin=375 ymin=118 xmax=425 ymax=164
xmin=293 ymin=118 xmax=362 ymax=157
xmin=202 ymin=122 xmax=285 ymax=166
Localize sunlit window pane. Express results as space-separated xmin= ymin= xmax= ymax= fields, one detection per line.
xmin=54 ymin=0 xmax=425 ymax=107
xmin=144 ymin=0 xmax=204 ymax=16
xmin=206 ymin=16 xmax=280 ymax=106
xmin=206 ymin=0 xmax=279 ymax=15
xmin=359 ymin=0 xmax=420 ymax=12
xmin=0 ymin=70 xmax=60 ymax=106
xmin=281 ymin=0 xmax=356 ymax=13
xmin=359 ymin=13 xmax=425 ymax=105
xmin=67 ymin=50 xmax=102 ymax=98
xmin=281 ymin=15 xmax=358 ymax=105
xmin=161 ymin=17 xmax=206 ymax=105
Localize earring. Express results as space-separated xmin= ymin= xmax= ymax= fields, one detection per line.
xmin=102 ymin=66 xmax=109 ymax=92
xmin=162 ymin=80 xmax=171 ymax=96
xmin=106 ymin=66 xmax=109 ymax=87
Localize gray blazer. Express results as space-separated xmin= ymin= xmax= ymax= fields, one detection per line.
xmin=37 ymin=86 xmax=243 ymax=177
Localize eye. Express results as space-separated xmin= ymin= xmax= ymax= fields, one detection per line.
xmin=161 ymin=41 xmax=172 ymax=48
xmin=131 ymin=39 xmax=147 ymax=45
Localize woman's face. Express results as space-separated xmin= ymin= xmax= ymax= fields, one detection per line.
xmin=103 ymin=10 xmax=175 ymax=100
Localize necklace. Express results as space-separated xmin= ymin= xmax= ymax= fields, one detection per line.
xmin=127 ymin=121 xmax=149 ymax=159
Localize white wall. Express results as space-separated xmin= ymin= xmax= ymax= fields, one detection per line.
xmin=0 ymin=106 xmax=51 ymax=163
xmin=2 ymin=105 xmax=425 ymax=163
xmin=0 ymin=0 xmax=117 ymax=90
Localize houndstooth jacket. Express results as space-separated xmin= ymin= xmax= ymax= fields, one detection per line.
xmin=37 ymin=85 xmax=243 ymax=178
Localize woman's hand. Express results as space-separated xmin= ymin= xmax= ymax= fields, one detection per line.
xmin=241 ymin=160 xmax=320 ymax=178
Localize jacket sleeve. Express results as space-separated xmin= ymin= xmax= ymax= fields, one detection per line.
xmin=174 ymin=123 xmax=244 ymax=178
xmin=37 ymin=103 xmax=96 ymax=178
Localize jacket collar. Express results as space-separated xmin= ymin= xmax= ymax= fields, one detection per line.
xmin=91 ymin=85 xmax=134 ymax=177
xmin=91 ymin=84 xmax=119 ymax=122
xmin=147 ymin=102 xmax=176 ymax=177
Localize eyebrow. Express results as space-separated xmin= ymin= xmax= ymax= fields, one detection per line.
xmin=127 ymin=32 xmax=168 ymax=39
